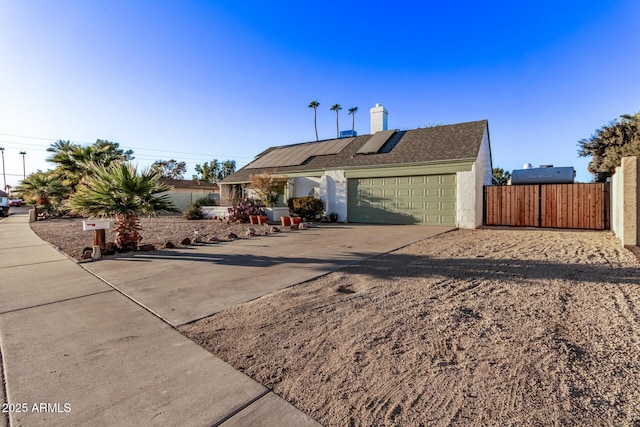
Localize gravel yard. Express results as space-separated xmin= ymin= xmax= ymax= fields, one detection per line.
xmin=29 ymin=215 xmax=274 ymax=260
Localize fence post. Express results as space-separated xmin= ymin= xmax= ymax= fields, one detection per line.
xmin=538 ymin=184 xmax=542 ymax=228
xmin=482 ymin=186 xmax=487 ymax=226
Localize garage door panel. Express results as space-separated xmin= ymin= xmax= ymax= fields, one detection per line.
xmin=348 ymin=174 xmax=456 ymax=225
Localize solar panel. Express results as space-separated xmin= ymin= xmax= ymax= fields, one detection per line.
xmin=356 ymin=130 xmax=396 ymax=155
xmin=246 ymin=137 xmax=353 ymax=169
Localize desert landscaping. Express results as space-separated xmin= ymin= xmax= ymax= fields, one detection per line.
xmin=29 ymin=216 xmax=274 ymax=260
xmin=29 ymin=217 xmax=640 ymax=426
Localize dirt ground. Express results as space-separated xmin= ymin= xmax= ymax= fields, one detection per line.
xmin=29 ymin=216 xmax=274 ymax=260
xmin=28 ymin=216 xmax=640 ymax=425
xmin=178 ymin=228 xmax=640 ymax=426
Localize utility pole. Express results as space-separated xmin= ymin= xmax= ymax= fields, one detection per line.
xmin=0 ymin=147 xmax=5 ymax=191
xmin=19 ymin=151 xmax=26 ymax=180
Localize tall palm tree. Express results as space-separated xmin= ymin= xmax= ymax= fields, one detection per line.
xmin=330 ymin=104 xmax=342 ymax=138
xmin=66 ymin=162 xmax=178 ymax=250
xmin=15 ymin=171 xmax=68 ymax=211
xmin=348 ymin=107 xmax=358 ymax=132
xmin=308 ymin=100 xmax=320 ymax=141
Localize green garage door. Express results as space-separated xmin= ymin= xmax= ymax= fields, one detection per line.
xmin=347 ymin=175 xmax=456 ymax=225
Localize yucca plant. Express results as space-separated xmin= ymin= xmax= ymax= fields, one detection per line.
xmin=66 ymin=161 xmax=178 ymax=250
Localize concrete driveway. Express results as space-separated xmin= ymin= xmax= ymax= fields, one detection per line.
xmin=83 ymin=224 xmax=452 ymax=326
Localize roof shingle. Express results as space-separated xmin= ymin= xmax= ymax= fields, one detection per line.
xmin=223 ymin=120 xmax=488 ymax=183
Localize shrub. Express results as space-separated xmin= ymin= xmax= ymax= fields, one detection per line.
xmin=193 ymin=196 xmax=217 ymax=207
xmin=288 ymin=197 xmax=324 ymax=220
xmin=183 ymin=203 xmax=204 ymax=220
xmin=227 ymin=198 xmax=265 ymax=223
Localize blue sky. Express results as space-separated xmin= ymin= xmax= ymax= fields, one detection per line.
xmin=1 ymin=1 xmax=639 ymax=188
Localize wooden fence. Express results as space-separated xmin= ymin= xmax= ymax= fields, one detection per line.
xmin=484 ymin=183 xmax=609 ymax=230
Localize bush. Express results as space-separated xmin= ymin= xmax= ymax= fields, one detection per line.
xmin=288 ymin=197 xmax=324 ymax=220
xmin=227 ymin=198 xmax=265 ymax=223
xmin=183 ymin=203 xmax=204 ymax=220
xmin=193 ymin=196 xmax=217 ymax=207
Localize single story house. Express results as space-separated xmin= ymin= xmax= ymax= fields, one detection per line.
xmin=220 ymin=104 xmax=492 ymax=228
xmin=159 ymin=178 xmax=219 ymax=212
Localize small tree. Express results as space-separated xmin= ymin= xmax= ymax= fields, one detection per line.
xmin=193 ymin=159 xmax=236 ymax=182
xmin=492 ymin=168 xmax=511 ymax=185
xmin=578 ymin=112 xmax=640 ymax=180
xmin=151 ymin=159 xmax=187 ymax=180
xmin=248 ymin=172 xmax=287 ymax=207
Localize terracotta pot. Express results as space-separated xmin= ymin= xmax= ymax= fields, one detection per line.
xmin=291 ymin=217 xmax=302 ymax=225
xmin=281 ymin=216 xmax=291 ymax=226
xmin=249 ymin=215 xmax=258 ymax=224
xmin=258 ymin=215 xmax=268 ymax=225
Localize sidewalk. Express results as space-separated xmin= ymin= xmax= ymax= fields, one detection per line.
xmin=0 ymin=213 xmax=319 ymax=426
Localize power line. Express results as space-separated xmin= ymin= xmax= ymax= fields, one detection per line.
xmin=0 ymin=133 xmax=56 ymax=141
xmin=0 ymin=133 xmax=254 ymax=159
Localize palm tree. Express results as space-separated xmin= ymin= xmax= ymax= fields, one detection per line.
xmin=47 ymin=139 xmax=133 ymax=190
xmin=15 ymin=171 xmax=68 ymax=211
xmin=308 ymin=100 xmax=320 ymax=141
xmin=330 ymin=104 xmax=342 ymax=138
xmin=66 ymin=162 xmax=178 ymax=250
xmin=348 ymin=107 xmax=358 ymax=132
xmin=19 ymin=151 xmax=26 ymax=180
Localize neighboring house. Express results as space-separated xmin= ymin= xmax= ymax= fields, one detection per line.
xmin=221 ymin=104 xmax=492 ymax=228
xmin=159 ymin=178 xmax=219 ymax=212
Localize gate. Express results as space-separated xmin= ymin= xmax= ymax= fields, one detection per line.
xmin=483 ymin=183 xmax=609 ymax=230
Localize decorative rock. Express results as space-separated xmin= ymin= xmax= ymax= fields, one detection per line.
xmin=208 ymin=236 xmax=220 ymax=243
xmin=81 ymin=247 xmax=93 ymax=259
xmin=181 ymin=237 xmax=191 ymax=245
xmin=194 ymin=236 xmax=203 ymax=243
xmin=246 ymin=227 xmax=256 ymax=236
xmin=299 ymin=223 xmax=307 ymax=230
xmin=139 ymin=244 xmax=156 ymax=251
xmin=164 ymin=241 xmax=176 ymax=249
xmin=270 ymin=226 xmax=280 ymax=233
xmin=227 ymin=232 xmax=238 ymax=240
xmin=290 ymin=224 xmax=299 ymax=230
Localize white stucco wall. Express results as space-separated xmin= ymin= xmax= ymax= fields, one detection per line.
xmin=456 ymin=128 xmax=492 ymax=228
xmin=290 ymin=173 xmax=347 ymax=220
xmin=320 ymin=170 xmax=347 ymax=221
xmin=611 ymin=157 xmax=640 ymax=246
xmin=612 ymin=164 xmax=622 ymax=239
xmin=292 ymin=177 xmax=321 ymax=198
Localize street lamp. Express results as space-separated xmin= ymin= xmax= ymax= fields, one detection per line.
xmin=19 ymin=151 xmax=26 ymax=180
xmin=0 ymin=147 xmax=5 ymax=191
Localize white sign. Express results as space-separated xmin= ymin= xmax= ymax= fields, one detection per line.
xmin=82 ymin=220 xmax=111 ymax=231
